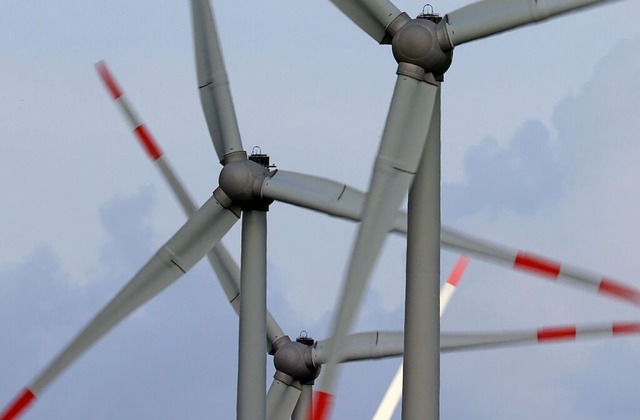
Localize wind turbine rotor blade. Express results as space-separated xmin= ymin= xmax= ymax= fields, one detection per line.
xmin=261 ymin=169 xmax=404 ymax=233
xmin=373 ymin=255 xmax=470 ymax=420
xmin=444 ymin=0 xmax=615 ymax=47
xmin=262 ymin=170 xmax=384 ymax=224
xmin=292 ymin=384 xmax=313 ymax=420
xmin=372 ymin=365 xmax=403 ymax=420
xmin=264 ymin=170 xmax=640 ymax=308
xmin=97 ymin=61 xmax=286 ymax=349
xmin=266 ymin=377 xmax=302 ymax=420
xmin=313 ymin=74 xmax=438 ymax=420
xmin=211 ymin=242 xmax=285 ymax=351
xmin=313 ymin=332 xmax=405 ymax=365
xmin=1 ymin=194 xmax=239 ymax=418
xmin=328 ymin=0 xmax=404 ymax=43
xmin=309 ymin=321 xmax=640 ymax=364
xmin=1 ymin=389 xmax=34 ymax=420
xmin=441 ymin=322 xmax=640 ymax=352
xmin=266 ymin=378 xmax=287 ymax=419
xmin=96 ymin=61 xmax=194 ymax=212
xmin=191 ymin=0 xmax=244 ymax=161
xmin=441 ymin=227 xmax=640 ymax=307
xmin=262 ymin=170 xmax=407 ymax=233
xmin=440 ymin=256 xmax=469 ymax=316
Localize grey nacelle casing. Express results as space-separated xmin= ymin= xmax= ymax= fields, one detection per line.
xmin=218 ymin=159 xmax=273 ymax=210
xmin=273 ymin=340 xmax=320 ymax=384
xmin=391 ymin=18 xmax=453 ymax=78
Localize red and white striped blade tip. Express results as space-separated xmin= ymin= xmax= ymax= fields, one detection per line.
xmin=95 ymin=60 xmax=163 ymax=162
xmin=1 ymin=388 xmax=36 ymax=420
xmin=95 ymin=60 xmax=122 ymax=99
xmin=311 ymin=390 xmax=333 ymax=420
xmin=514 ymin=252 xmax=640 ymax=306
xmin=447 ymin=255 xmax=470 ymax=287
xmin=537 ymin=322 xmax=640 ymax=342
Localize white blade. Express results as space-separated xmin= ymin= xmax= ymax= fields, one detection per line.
xmin=266 ymin=378 xmax=302 ymax=420
xmin=292 ymin=384 xmax=313 ymax=420
xmin=261 ymin=170 xmax=408 ymax=233
xmin=444 ymin=0 xmax=616 ymax=47
xmin=96 ymin=61 xmax=287 ymax=350
xmin=313 ymin=331 xmax=405 ymax=365
xmin=263 ymin=170 xmax=640 ymax=308
xmin=328 ymin=0 xmax=403 ymax=43
xmin=191 ymin=0 xmax=244 ymax=161
xmin=309 ymin=322 xmax=640 ymax=365
xmin=439 ymin=257 xmax=469 ymax=315
xmin=441 ymin=322 xmax=640 ymax=351
xmin=441 ymin=226 xmax=640 ymax=307
xmin=1 ymin=194 xmax=239 ymax=419
xmin=372 ymin=362 xmax=403 ymax=420
xmin=373 ymin=256 xmax=469 ymax=420
xmin=313 ymin=75 xmax=438 ymax=420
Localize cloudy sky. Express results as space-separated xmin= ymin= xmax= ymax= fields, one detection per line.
xmin=2 ymin=0 xmax=640 ymax=419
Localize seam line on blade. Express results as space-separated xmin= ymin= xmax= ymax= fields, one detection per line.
xmin=336 ymin=185 xmax=347 ymax=201
xmin=391 ymin=165 xmax=416 ymax=174
xmin=198 ymin=79 xmax=230 ymax=90
xmin=170 ymin=259 xmax=187 ymax=274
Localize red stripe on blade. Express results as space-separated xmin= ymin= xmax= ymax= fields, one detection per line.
xmin=95 ymin=61 xmax=123 ymax=99
xmin=1 ymin=388 xmax=36 ymax=420
xmin=311 ymin=391 xmax=333 ymax=420
xmin=612 ymin=322 xmax=640 ymax=336
xmin=134 ymin=125 xmax=163 ymax=161
xmin=537 ymin=326 xmax=576 ymax=342
xmin=447 ymin=256 xmax=469 ymax=286
xmin=599 ymin=279 xmax=640 ymax=305
xmin=514 ymin=253 xmax=561 ymax=279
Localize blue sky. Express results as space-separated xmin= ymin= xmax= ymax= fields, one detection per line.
xmin=2 ymin=1 xmax=640 ymax=418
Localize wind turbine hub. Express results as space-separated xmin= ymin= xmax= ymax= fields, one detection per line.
xmin=273 ymin=338 xmax=320 ymax=384
xmin=219 ymin=158 xmax=273 ymax=210
xmin=391 ymin=18 xmax=453 ymax=78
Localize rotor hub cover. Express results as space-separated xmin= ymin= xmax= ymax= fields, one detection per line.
xmin=219 ymin=159 xmax=272 ymax=210
xmin=273 ymin=340 xmax=320 ymax=384
xmin=392 ymin=19 xmax=452 ymax=77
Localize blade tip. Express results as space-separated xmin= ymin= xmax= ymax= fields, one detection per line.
xmin=599 ymin=278 xmax=640 ymax=306
xmin=613 ymin=322 xmax=640 ymax=335
xmin=447 ymin=255 xmax=470 ymax=286
xmin=95 ymin=60 xmax=123 ymax=100
xmin=1 ymin=388 xmax=36 ymax=420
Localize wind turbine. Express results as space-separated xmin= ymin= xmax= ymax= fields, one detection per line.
xmin=1 ymin=0 xmax=638 ymax=419
xmin=96 ymin=58 xmax=640 ymax=420
xmin=312 ymin=1 xmax=633 ymax=419
xmin=95 ymin=59 xmax=640 ymax=420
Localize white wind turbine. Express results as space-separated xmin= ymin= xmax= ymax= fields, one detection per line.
xmin=1 ymin=1 xmax=639 ymax=419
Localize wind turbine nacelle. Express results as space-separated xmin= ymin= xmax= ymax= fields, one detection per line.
xmin=273 ymin=339 xmax=321 ymax=384
xmin=392 ymin=18 xmax=453 ymax=78
xmin=219 ymin=159 xmax=273 ymax=210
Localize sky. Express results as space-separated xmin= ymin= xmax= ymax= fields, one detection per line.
xmin=1 ymin=0 xmax=640 ymax=419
